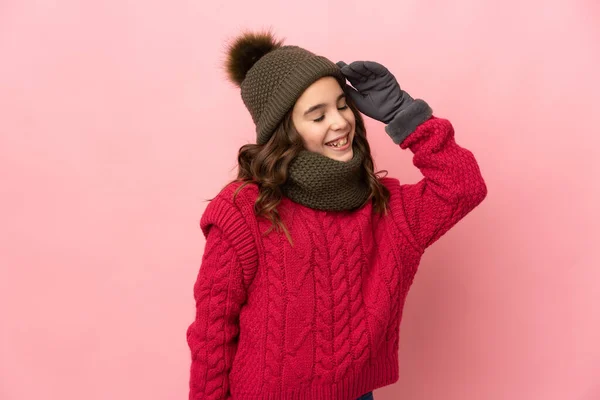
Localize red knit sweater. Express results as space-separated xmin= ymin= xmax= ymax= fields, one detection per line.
xmin=187 ymin=117 xmax=487 ymax=400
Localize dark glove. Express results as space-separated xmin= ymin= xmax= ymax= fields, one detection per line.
xmin=337 ymin=60 xmax=432 ymax=144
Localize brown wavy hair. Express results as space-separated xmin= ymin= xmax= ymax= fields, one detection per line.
xmin=232 ymin=96 xmax=390 ymax=245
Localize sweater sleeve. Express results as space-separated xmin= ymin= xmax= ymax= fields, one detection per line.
xmin=186 ymin=195 xmax=258 ymax=400
xmin=389 ymin=116 xmax=488 ymax=252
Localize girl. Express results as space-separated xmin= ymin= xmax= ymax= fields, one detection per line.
xmin=187 ymin=31 xmax=487 ymax=400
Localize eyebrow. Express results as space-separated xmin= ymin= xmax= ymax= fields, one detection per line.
xmin=303 ymin=93 xmax=346 ymax=116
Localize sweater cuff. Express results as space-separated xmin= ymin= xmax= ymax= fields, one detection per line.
xmin=384 ymin=99 xmax=433 ymax=145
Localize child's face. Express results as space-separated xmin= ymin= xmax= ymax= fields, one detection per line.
xmin=291 ymin=77 xmax=355 ymax=162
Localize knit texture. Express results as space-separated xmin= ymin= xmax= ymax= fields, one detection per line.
xmin=281 ymin=143 xmax=370 ymax=211
xmin=187 ymin=117 xmax=488 ymax=399
xmin=240 ymin=45 xmax=345 ymax=144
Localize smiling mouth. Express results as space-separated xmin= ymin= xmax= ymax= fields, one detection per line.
xmin=325 ymin=134 xmax=349 ymax=148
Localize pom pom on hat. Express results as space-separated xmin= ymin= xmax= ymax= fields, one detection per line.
xmin=225 ymin=30 xmax=284 ymax=87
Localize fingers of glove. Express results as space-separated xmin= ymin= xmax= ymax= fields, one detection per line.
xmin=363 ymin=61 xmax=390 ymax=77
xmin=339 ymin=61 xmax=393 ymax=94
xmin=338 ymin=60 xmax=391 ymax=81
xmin=339 ymin=65 xmax=368 ymax=85
xmin=337 ymin=61 xmax=363 ymax=85
xmin=339 ymin=61 xmax=375 ymax=83
xmin=347 ymin=61 xmax=377 ymax=82
xmin=349 ymin=62 xmax=396 ymax=94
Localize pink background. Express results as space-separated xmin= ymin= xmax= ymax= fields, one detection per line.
xmin=1 ymin=0 xmax=599 ymax=399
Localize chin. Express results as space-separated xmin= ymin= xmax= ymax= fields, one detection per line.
xmin=337 ymin=149 xmax=354 ymax=162
xmin=325 ymin=148 xmax=353 ymax=162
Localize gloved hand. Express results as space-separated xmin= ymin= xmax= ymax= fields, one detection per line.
xmin=337 ymin=60 xmax=432 ymax=144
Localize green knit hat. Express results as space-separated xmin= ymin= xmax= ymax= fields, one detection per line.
xmin=225 ymin=31 xmax=345 ymax=145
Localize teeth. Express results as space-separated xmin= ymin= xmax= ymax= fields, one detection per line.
xmin=327 ymin=135 xmax=348 ymax=148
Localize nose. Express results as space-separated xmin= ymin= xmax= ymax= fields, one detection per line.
xmin=330 ymin=110 xmax=350 ymax=131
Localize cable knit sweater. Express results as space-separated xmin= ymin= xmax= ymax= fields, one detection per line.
xmin=187 ymin=116 xmax=487 ymax=400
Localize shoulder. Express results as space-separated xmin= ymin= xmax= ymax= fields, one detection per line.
xmin=213 ymin=180 xmax=259 ymax=210
xmin=379 ymin=176 xmax=401 ymax=195
xmin=200 ymin=181 xmax=260 ymax=285
xmin=200 ymin=181 xmax=259 ymax=276
xmin=377 ymin=176 xmax=404 ymax=219
xmin=200 ymin=180 xmax=259 ymax=238
xmin=377 ymin=176 xmax=423 ymax=253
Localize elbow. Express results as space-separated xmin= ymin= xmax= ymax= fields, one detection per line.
xmin=459 ymin=171 xmax=488 ymax=212
xmin=448 ymin=166 xmax=487 ymax=217
xmin=473 ymin=173 xmax=488 ymax=206
xmin=461 ymin=149 xmax=488 ymax=208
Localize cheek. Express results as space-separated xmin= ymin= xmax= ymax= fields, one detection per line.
xmin=346 ymin=110 xmax=356 ymax=127
xmin=298 ymin=123 xmax=328 ymax=150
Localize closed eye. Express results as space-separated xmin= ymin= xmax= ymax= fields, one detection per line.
xmin=313 ymin=105 xmax=349 ymax=123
